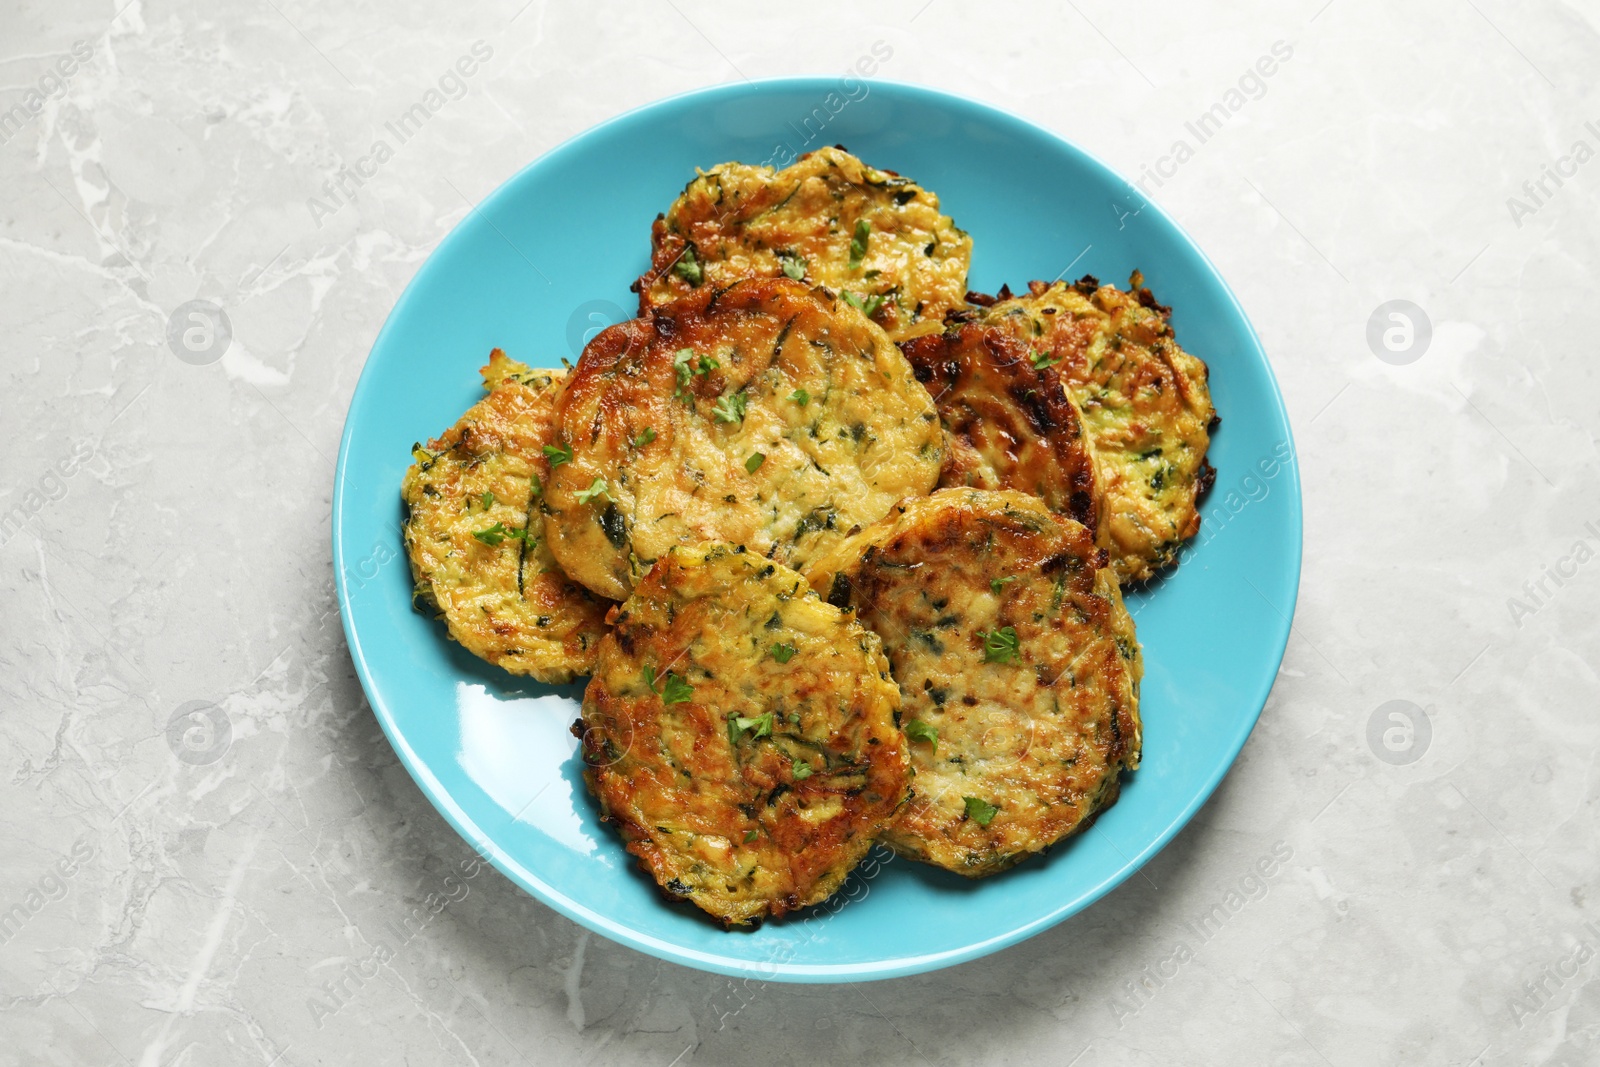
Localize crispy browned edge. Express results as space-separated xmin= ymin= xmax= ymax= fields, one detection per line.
xmin=899 ymin=323 xmax=1101 ymax=536
xmin=961 ymin=273 xmax=1220 ymax=565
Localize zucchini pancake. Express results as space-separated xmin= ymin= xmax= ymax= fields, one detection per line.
xmin=974 ymin=274 xmax=1216 ymax=584
xmin=544 ymin=276 xmax=944 ymax=601
xmin=900 ymin=318 xmax=1102 ymax=536
xmin=576 ymin=543 xmax=909 ymax=926
xmin=636 ymin=146 xmax=972 ymax=342
xmin=401 ymin=351 xmax=609 ymax=683
xmin=395 ymin=145 xmax=1230 ymax=928
xmin=804 ymin=489 xmax=1142 ymax=878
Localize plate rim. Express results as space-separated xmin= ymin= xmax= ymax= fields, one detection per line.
xmin=332 ymin=75 xmax=1304 ymax=983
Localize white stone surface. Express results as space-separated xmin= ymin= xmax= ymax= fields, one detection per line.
xmin=2 ymin=1 xmax=1597 ymax=1064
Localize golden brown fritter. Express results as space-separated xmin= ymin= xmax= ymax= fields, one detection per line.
xmin=544 ymin=276 xmax=944 ymax=601
xmin=636 ymin=146 xmax=972 ymax=342
xmin=401 ymin=351 xmax=610 ymax=682
xmin=900 ymin=319 xmax=1102 ymax=536
xmin=804 ymin=489 xmax=1142 ymax=878
xmin=576 ymin=543 xmax=910 ymax=926
xmin=975 ymin=274 xmax=1216 ymax=583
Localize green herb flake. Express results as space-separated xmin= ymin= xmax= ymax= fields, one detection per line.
xmin=713 ymin=391 xmax=748 ymax=424
xmin=732 ymin=711 xmax=774 ymax=740
xmin=661 ymin=673 xmax=694 ymax=704
xmin=673 ymin=351 xmax=696 ymax=402
xmin=479 ymin=491 xmax=494 ymax=510
xmin=990 ymin=575 xmax=1017 ymax=596
xmin=674 ymin=245 xmax=703 ymax=286
xmin=848 ymin=218 xmax=870 ymax=270
xmin=842 ymin=290 xmax=886 ymax=317
xmin=981 ymin=626 xmax=1021 ymax=664
xmin=633 ymin=427 xmax=657 ymax=447
xmin=542 ymin=442 xmax=573 ymax=467
xmin=574 ymin=478 xmax=611 ymax=504
xmin=472 ymin=522 xmax=509 ymax=546
xmin=768 ymin=642 xmax=796 ymax=663
xmin=964 ymin=796 xmax=999 ymax=826
xmin=745 ymin=452 xmax=766 ymax=474
xmin=780 ymin=252 xmax=807 ymax=281
xmin=640 ymin=662 xmax=691 ymax=703
xmin=673 ymin=348 xmax=719 ymax=402
xmin=744 ymin=829 xmax=758 ymax=843
xmin=642 ymin=664 xmax=693 ymax=704
xmin=792 ymin=761 xmax=813 ymax=780
xmin=904 ymin=719 xmax=938 ymax=753
xmin=1031 ymin=350 xmax=1060 ymax=370
xmin=789 ymin=388 xmax=810 ymax=407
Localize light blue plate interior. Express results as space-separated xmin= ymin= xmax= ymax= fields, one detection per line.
xmin=332 ymin=79 xmax=1302 ymax=982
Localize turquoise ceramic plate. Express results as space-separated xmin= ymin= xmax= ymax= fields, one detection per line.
xmin=333 ymin=79 xmax=1302 ymax=982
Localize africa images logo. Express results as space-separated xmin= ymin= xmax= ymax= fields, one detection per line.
xmin=1505 ymin=517 xmax=1600 ymax=628
xmin=1505 ymin=118 xmax=1600 ymax=228
xmin=306 ymin=41 xmax=494 ymax=228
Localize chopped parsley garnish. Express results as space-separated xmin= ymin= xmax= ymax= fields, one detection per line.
xmin=964 ymin=796 xmax=999 ymax=826
xmin=1031 ymin=350 xmax=1060 ymax=370
xmin=730 ymin=711 xmax=774 ymax=741
xmin=848 ymin=218 xmax=870 ymax=270
xmin=542 ymin=442 xmax=572 ymax=467
xmin=768 ymin=642 xmax=796 ymax=663
xmin=780 ymin=252 xmax=807 ymax=280
xmin=633 ymin=427 xmax=657 ymax=447
xmin=789 ymin=388 xmax=810 ymax=407
xmin=643 ymin=664 xmax=694 ymax=704
xmin=981 ymin=626 xmax=1021 ymax=664
xmin=472 ymin=523 xmax=509 ymax=546
xmin=744 ymin=829 xmax=758 ymax=843
xmin=904 ymin=719 xmax=938 ymax=753
xmin=479 ymin=491 xmax=494 ymax=510
xmin=841 ymin=290 xmax=886 ymax=317
xmin=673 ymin=348 xmax=718 ymax=402
xmin=472 ymin=522 xmax=535 ymax=547
xmin=990 ymin=575 xmax=1017 ymax=596
xmin=574 ymin=477 xmax=611 ymax=504
xmin=792 ymin=761 xmax=813 ymax=780
xmin=713 ymin=391 xmax=748 ymax=423
xmin=673 ymin=245 xmax=703 ymax=286
xmin=745 ymin=452 xmax=766 ymax=473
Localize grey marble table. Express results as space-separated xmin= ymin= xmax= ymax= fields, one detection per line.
xmin=3 ymin=1 xmax=1596 ymax=1064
